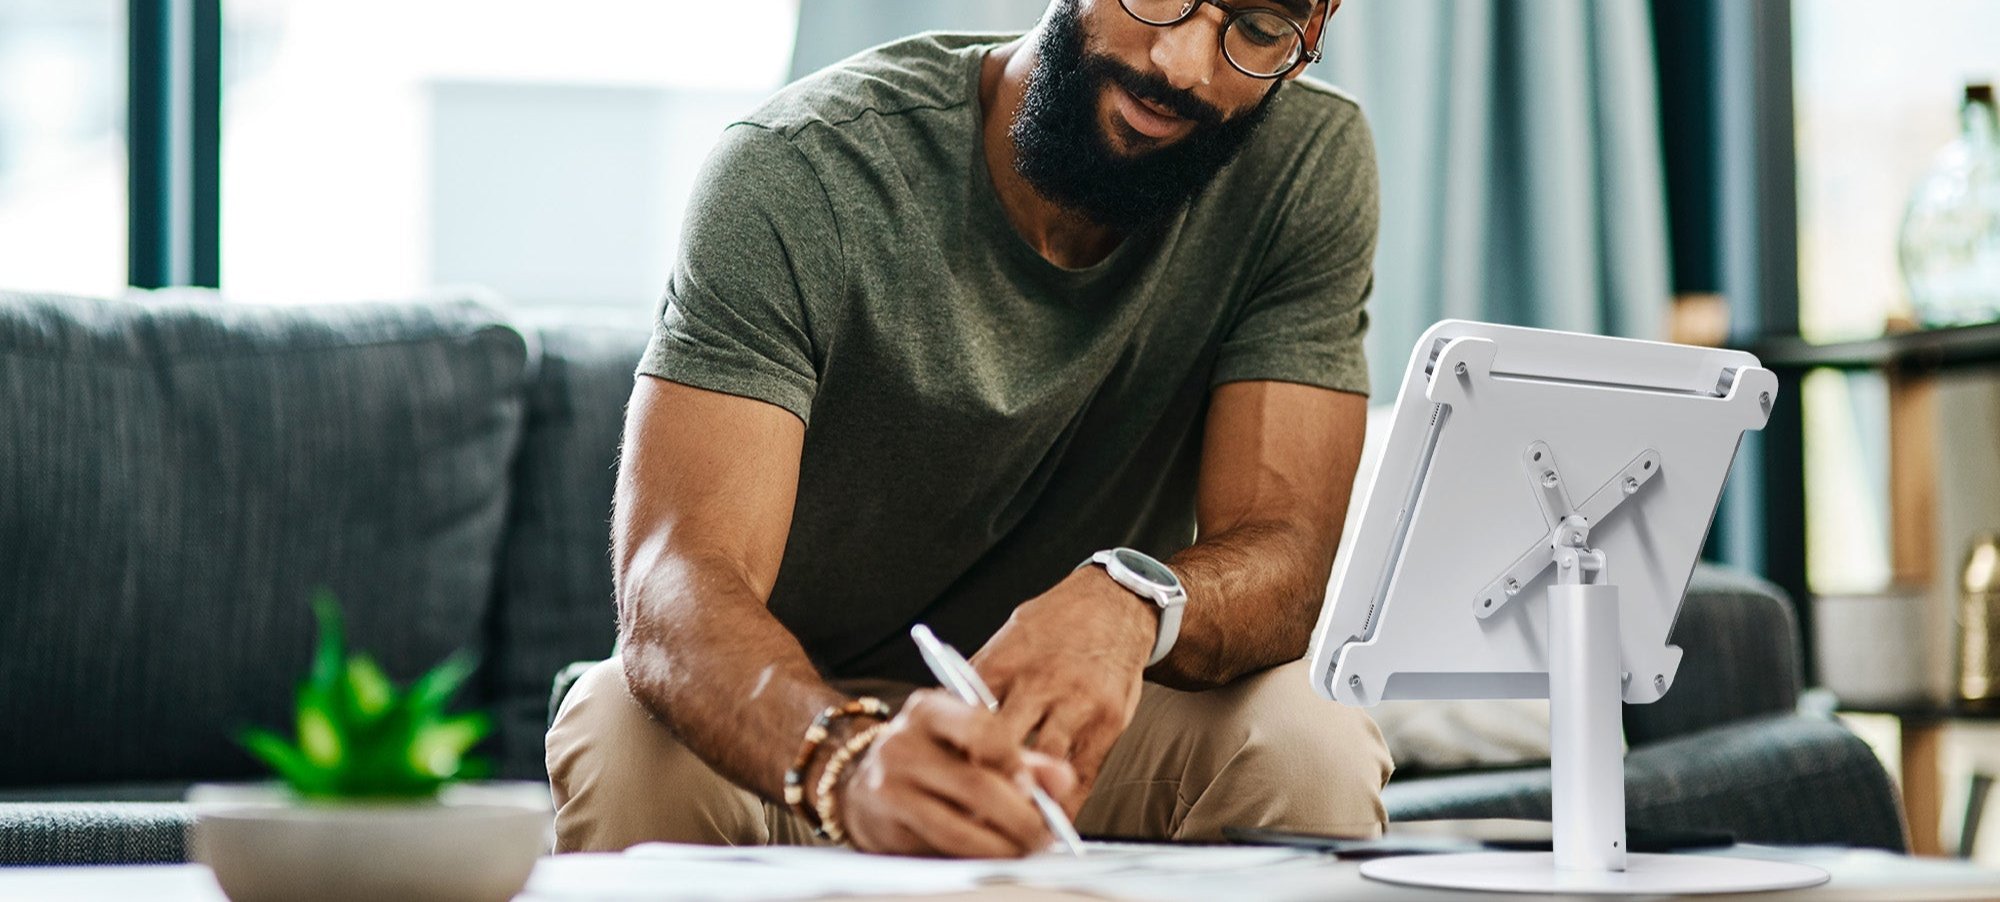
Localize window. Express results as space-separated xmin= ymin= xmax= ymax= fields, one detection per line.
xmin=219 ymin=0 xmax=798 ymax=313
xmin=0 ymin=0 xmax=127 ymax=298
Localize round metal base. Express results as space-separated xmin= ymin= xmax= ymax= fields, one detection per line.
xmin=1361 ymin=852 xmax=1831 ymax=896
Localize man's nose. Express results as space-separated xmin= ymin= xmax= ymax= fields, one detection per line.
xmin=1148 ymin=4 xmax=1224 ymax=91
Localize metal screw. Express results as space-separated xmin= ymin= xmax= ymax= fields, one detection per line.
xmin=1623 ymin=476 xmax=1639 ymax=494
xmin=1455 ymin=362 xmax=1468 ymax=376
xmin=1570 ymin=531 xmax=1584 ymax=543
xmin=1654 ymin=674 xmax=1667 ymax=693
xmin=1348 ymin=675 xmax=1361 ymax=689
xmin=1542 ymin=471 xmax=1559 ymax=487
xmin=1504 ymin=578 xmax=1520 ymax=596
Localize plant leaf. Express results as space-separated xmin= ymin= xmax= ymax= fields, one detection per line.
xmin=403 ymin=650 xmax=478 ymax=721
xmin=308 ymin=589 xmax=345 ymax=700
xmin=407 ymin=713 xmax=490 ymax=779
xmin=296 ymin=690 xmax=343 ymax=769
xmin=239 ymin=728 xmax=329 ymax=796
xmin=240 ymin=589 xmax=493 ymax=800
xmin=345 ymin=654 xmax=393 ymax=720
xmin=453 ymin=757 xmax=493 ymax=782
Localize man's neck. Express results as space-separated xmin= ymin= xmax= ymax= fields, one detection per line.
xmin=980 ymin=36 xmax=1125 ymax=271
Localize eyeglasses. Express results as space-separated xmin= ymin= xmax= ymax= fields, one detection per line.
xmin=1116 ymin=0 xmax=1325 ymax=80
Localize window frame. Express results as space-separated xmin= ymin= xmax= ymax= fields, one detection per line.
xmin=127 ymin=0 xmax=219 ymax=289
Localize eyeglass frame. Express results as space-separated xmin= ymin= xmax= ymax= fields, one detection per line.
xmin=1114 ymin=0 xmax=1332 ymax=80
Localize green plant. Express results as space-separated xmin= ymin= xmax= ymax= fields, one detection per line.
xmin=239 ymin=590 xmax=490 ymax=799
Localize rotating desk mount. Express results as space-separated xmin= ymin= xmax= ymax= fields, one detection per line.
xmin=1307 ymin=321 xmax=1828 ymax=895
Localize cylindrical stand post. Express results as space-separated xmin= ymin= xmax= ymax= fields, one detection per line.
xmin=1548 ymin=581 xmax=1628 ymax=872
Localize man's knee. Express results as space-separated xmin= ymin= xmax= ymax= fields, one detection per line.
xmin=1171 ymin=658 xmax=1395 ymax=839
xmin=546 ymin=657 xmax=768 ymax=852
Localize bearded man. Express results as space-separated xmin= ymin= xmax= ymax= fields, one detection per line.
xmin=547 ymin=0 xmax=1393 ymax=858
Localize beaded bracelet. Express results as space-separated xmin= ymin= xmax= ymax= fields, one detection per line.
xmin=783 ymin=697 xmax=890 ymax=833
xmin=813 ymin=720 xmax=888 ymax=846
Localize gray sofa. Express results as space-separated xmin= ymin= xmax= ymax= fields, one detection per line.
xmin=0 ymin=291 xmax=639 ymax=865
xmin=0 ymin=290 xmax=1906 ymax=865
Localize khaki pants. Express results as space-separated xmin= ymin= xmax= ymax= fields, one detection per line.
xmin=546 ymin=655 xmax=1394 ymax=852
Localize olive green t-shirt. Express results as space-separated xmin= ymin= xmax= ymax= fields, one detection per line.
xmin=639 ymin=32 xmax=1377 ymax=684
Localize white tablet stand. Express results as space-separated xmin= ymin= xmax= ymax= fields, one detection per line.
xmin=1306 ymin=321 xmax=1829 ymax=895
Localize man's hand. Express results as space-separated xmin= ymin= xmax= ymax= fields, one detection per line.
xmin=839 ymin=690 xmax=1076 ymax=857
xmin=969 ymin=567 xmax=1157 ymax=811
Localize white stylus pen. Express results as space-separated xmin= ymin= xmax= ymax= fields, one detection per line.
xmin=909 ymin=624 xmax=1087 ymax=857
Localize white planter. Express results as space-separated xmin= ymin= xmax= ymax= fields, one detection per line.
xmin=188 ymin=781 xmax=553 ymax=902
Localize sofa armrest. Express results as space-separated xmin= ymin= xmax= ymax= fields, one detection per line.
xmin=1621 ymin=564 xmax=1805 ymax=746
xmin=1622 ymin=714 xmax=1909 ymax=852
xmin=1384 ymin=714 xmax=1908 ymax=852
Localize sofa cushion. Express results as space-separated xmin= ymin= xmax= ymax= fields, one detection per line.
xmin=0 ymin=803 xmax=191 ymax=865
xmin=0 ymin=289 xmax=531 ymax=787
xmin=489 ymin=317 xmax=646 ymax=780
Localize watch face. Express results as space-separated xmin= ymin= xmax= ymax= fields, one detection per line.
xmin=1113 ymin=548 xmax=1179 ymax=588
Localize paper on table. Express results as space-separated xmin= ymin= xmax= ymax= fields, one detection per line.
xmin=1009 ymin=843 xmax=1329 ymax=900
xmin=520 ymin=850 xmax=982 ymax=901
xmin=517 ymin=841 xmax=1324 ymax=901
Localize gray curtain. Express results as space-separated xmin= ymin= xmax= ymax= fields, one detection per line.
xmin=1311 ymin=0 xmax=1671 ymax=392
xmin=788 ymin=1 xmax=1673 ymax=395
xmin=788 ymin=0 xmax=1048 ymax=82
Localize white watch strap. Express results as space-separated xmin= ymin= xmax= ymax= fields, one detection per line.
xmin=1146 ymin=593 xmax=1182 ymax=667
xmin=1083 ymin=550 xmax=1184 ymax=667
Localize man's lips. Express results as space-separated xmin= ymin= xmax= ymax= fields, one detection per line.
xmin=1109 ymin=81 xmax=1193 ymax=140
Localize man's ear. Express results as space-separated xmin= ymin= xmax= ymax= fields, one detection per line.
xmin=1280 ymin=0 xmax=1338 ymax=83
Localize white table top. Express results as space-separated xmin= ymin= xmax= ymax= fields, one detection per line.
xmin=2 ymin=846 xmax=1995 ymax=902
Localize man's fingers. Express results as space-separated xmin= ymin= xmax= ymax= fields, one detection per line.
xmin=1019 ymin=750 xmax=1079 ymax=800
xmin=992 ymin=693 xmax=1046 ymax=747
xmin=907 ymin=690 xmax=1027 ymax=771
xmin=896 ymin=788 xmax=1037 ymax=858
xmin=894 ymin=730 xmax=1052 ymax=853
xmin=1027 ymin=698 xmax=1097 ymax=762
xmin=881 ymin=819 xmax=944 ymax=858
xmin=851 ymin=733 xmax=1039 ymax=859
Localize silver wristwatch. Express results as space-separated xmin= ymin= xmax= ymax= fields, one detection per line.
xmin=1079 ymin=547 xmax=1187 ymax=666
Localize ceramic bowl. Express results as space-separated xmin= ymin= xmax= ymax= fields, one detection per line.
xmin=188 ymin=781 xmax=552 ymax=902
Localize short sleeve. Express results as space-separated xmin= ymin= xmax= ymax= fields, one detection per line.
xmin=637 ymin=123 xmax=843 ymax=424
xmin=1210 ymin=103 xmax=1378 ymax=397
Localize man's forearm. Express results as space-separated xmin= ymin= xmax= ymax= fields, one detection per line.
xmin=1152 ymin=515 xmax=1336 ymax=690
xmin=617 ymin=551 xmax=849 ymax=802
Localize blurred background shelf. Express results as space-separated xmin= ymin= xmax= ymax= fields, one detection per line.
xmin=1755 ymin=323 xmax=2000 ymax=373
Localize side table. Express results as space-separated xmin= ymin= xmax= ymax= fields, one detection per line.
xmin=7 ymin=846 xmax=2000 ymax=901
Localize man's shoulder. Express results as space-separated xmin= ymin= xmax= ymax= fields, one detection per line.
xmin=1262 ymin=74 xmax=1370 ymax=154
xmin=1216 ymin=74 xmax=1373 ymax=201
xmin=1276 ymin=74 xmax=1365 ymax=113
xmin=742 ymin=31 xmax=1009 ymax=138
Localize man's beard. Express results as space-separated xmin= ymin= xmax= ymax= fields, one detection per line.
xmin=1009 ymin=0 xmax=1281 ymax=233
